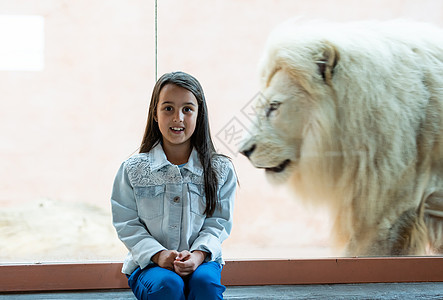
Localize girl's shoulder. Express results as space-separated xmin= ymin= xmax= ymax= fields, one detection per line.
xmin=212 ymin=154 xmax=234 ymax=182
xmin=122 ymin=153 xmax=153 ymax=186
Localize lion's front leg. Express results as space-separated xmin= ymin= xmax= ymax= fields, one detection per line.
xmin=424 ymin=190 xmax=443 ymax=253
xmin=387 ymin=206 xmax=428 ymax=255
xmin=344 ymin=205 xmax=428 ymax=256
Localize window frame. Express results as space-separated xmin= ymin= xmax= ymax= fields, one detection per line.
xmin=1 ymin=257 xmax=442 ymax=292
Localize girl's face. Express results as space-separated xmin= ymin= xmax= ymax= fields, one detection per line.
xmin=155 ymin=83 xmax=199 ymax=154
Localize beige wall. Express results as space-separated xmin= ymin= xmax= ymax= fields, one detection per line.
xmin=1 ymin=0 xmax=442 ymax=262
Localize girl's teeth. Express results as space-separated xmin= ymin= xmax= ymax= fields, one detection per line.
xmin=171 ymin=127 xmax=184 ymax=131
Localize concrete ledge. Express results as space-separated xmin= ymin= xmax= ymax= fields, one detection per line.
xmin=1 ymin=283 xmax=443 ymax=299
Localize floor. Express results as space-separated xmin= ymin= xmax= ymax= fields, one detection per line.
xmin=1 ymin=282 xmax=443 ymax=299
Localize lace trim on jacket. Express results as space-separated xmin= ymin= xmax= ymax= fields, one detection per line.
xmin=125 ymin=153 xmax=230 ymax=187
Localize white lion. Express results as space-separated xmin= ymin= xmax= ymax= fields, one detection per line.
xmin=240 ymin=20 xmax=443 ymax=256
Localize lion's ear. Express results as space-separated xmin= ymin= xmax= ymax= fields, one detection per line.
xmin=317 ymin=42 xmax=340 ymax=85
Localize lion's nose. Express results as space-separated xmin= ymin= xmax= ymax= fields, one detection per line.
xmin=241 ymin=144 xmax=256 ymax=158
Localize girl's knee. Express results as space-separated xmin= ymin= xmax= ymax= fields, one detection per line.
xmin=130 ymin=267 xmax=185 ymax=300
xmin=188 ymin=262 xmax=225 ymax=299
xmin=157 ymin=271 xmax=185 ymax=291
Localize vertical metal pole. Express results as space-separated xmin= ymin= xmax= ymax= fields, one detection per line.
xmin=155 ymin=0 xmax=158 ymax=81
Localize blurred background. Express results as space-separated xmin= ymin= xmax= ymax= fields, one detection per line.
xmin=1 ymin=0 xmax=442 ymax=263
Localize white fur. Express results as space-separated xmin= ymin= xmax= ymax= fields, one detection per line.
xmin=240 ymin=20 xmax=443 ymax=256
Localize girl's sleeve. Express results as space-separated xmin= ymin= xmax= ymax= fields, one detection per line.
xmin=190 ymin=160 xmax=237 ymax=261
xmin=111 ymin=162 xmax=166 ymax=269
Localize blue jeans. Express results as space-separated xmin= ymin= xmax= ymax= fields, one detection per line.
xmin=127 ymin=261 xmax=225 ymax=300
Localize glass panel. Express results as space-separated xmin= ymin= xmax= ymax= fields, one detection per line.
xmin=1 ymin=0 xmax=442 ymax=264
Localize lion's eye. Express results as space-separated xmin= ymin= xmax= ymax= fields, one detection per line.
xmin=266 ymin=102 xmax=281 ymax=118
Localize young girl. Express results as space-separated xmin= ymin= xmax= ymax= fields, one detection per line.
xmin=111 ymin=71 xmax=237 ymax=300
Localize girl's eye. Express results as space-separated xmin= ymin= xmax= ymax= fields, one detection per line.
xmin=183 ymin=107 xmax=192 ymax=113
xmin=165 ymin=106 xmax=173 ymax=111
xmin=266 ymin=102 xmax=281 ymax=118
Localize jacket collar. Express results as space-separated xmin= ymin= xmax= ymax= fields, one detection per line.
xmin=150 ymin=142 xmax=203 ymax=176
xmin=182 ymin=146 xmax=203 ymax=176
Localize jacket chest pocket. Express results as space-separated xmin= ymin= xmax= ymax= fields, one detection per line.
xmin=134 ymin=185 xmax=165 ymax=219
xmin=188 ymin=183 xmax=206 ymax=216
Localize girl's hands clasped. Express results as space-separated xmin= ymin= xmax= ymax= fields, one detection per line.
xmin=173 ymin=250 xmax=207 ymax=276
xmin=152 ymin=249 xmax=207 ymax=276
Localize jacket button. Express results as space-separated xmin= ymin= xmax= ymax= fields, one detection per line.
xmin=173 ymin=196 xmax=180 ymax=203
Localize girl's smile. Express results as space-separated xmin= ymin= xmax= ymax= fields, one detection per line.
xmin=170 ymin=126 xmax=185 ymax=134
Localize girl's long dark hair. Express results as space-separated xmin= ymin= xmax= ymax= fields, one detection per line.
xmin=140 ymin=71 xmax=219 ymax=217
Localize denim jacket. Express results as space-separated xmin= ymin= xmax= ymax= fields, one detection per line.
xmin=111 ymin=143 xmax=237 ymax=275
